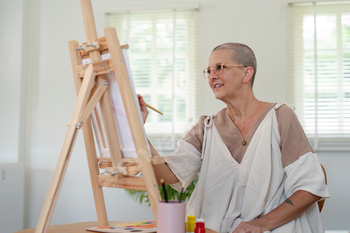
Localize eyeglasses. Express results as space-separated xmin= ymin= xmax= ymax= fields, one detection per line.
xmin=203 ymin=63 xmax=247 ymax=78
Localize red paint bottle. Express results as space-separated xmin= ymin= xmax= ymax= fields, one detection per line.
xmin=194 ymin=218 xmax=205 ymax=233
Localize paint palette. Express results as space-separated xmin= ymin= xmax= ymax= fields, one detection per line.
xmin=86 ymin=221 xmax=157 ymax=233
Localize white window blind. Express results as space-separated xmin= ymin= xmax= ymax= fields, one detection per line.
xmin=106 ymin=9 xmax=199 ymax=152
xmin=289 ymin=1 xmax=350 ymax=151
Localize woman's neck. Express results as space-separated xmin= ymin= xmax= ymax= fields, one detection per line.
xmin=225 ymin=97 xmax=270 ymax=139
xmin=225 ymin=93 xmax=262 ymax=122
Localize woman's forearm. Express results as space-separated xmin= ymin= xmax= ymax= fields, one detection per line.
xmin=259 ymin=190 xmax=321 ymax=231
xmin=148 ymin=140 xmax=179 ymax=185
xmin=233 ymin=190 xmax=321 ymax=232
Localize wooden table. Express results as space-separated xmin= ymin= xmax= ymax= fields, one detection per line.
xmin=15 ymin=221 xmax=219 ymax=233
xmin=14 ymin=221 xmax=128 ymax=233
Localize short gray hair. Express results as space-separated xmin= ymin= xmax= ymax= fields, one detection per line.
xmin=213 ymin=42 xmax=257 ymax=86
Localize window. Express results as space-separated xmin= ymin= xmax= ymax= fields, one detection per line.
xmin=106 ymin=8 xmax=199 ymax=152
xmin=289 ymin=1 xmax=350 ymax=151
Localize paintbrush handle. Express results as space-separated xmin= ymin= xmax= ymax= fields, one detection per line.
xmin=161 ymin=179 xmax=168 ymax=202
xmin=146 ymin=103 xmax=163 ymax=115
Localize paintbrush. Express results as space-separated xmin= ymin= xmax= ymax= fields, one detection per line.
xmin=179 ymin=181 xmax=186 ymax=203
xmin=146 ymin=103 xmax=163 ymax=115
xmin=160 ymin=179 xmax=168 ymax=202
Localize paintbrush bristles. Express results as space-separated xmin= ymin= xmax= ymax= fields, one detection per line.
xmin=179 ymin=181 xmax=186 ymax=203
xmin=161 ymin=179 xmax=168 ymax=202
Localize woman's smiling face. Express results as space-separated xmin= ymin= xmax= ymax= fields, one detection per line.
xmin=207 ymin=49 xmax=246 ymax=101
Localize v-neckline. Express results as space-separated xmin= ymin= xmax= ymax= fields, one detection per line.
xmin=212 ymin=103 xmax=275 ymax=164
xmin=227 ymin=103 xmax=274 ymax=144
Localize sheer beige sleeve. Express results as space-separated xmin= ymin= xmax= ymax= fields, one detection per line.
xmin=276 ymin=105 xmax=315 ymax=168
xmin=183 ymin=115 xmax=207 ymax=153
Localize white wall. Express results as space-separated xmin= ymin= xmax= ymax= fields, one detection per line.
xmin=1 ymin=0 xmax=349 ymax=231
xmin=0 ymin=163 xmax=24 ymax=233
xmin=0 ymin=0 xmax=23 ymax=163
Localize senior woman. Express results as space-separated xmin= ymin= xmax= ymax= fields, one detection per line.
xmin=138 ymin=42 xmax=329 ymax=233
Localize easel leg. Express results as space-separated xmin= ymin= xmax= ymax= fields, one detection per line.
xmin=104 ymin=27 xmax=162 ymax=219
xmin=80 ymin=77 xmax=109 ymax=226
xmin=34 ymin=127 xmax=79 ymax=233
xmin=81 ymin=117 xmax=109 ymax=226
xmin=34 ymin=65 xmax=96 ymax=233
xmin=69 ymin=40 xmax=109 ymax=227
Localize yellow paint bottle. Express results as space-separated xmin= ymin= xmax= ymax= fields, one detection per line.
xmin=186 ymin=215 xmax=196 ymax=233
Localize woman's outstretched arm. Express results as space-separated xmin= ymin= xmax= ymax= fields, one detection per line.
xmin=138 ymin=94 xmax=179 ymax=185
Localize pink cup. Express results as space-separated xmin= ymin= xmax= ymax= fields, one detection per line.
xmin=157 ymin=201 xmax=186 ymax=233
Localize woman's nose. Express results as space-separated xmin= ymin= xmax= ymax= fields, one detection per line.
xmin=208 ymin=72 xmax=218 ymax=80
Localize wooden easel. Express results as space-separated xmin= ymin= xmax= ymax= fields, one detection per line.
xmin=34 ymin=1 xmax=161 ymax=232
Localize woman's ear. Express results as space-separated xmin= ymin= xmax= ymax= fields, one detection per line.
xmin=242 ymin=67 xmax=254 ymax=84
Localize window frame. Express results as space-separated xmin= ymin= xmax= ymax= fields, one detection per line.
xmin=288 ymin=1 xmax=350 ymax=151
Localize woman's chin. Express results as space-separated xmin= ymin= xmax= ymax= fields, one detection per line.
xmin=214 ymin=94 xmax=224 ymax=101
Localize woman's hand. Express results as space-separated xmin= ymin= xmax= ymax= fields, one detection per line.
xmin=232 ymin=219 xmax=269 ymax=233
xmin=206 ymin=228 xmax=218 ymax=233
xmin=137 ymin=94 xmax=149 ymax=123
xmin=205 ymin=228 xmax=217 ymax=233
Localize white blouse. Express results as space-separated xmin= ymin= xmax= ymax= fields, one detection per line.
xmin=165 ymin=104 xmax=330 ymax=233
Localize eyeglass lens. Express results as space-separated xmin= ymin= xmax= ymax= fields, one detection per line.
xmin=204 ymin=64 xmax=223 ymax=78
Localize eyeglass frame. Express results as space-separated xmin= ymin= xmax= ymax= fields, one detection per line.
xmin=203 ymin=63 xmax=247 ymax=78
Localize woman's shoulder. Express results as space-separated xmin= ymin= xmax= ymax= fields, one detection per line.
xmin=213 ymin=107 xmax=228 ymax=121
xmin=274 ymin=103 xmax=300 ymax=123
xmin=196 ymin=108 xmax=228 ymax=125
xmin=183 ymin=108 xmax=227 ymax=150
xmin=274 ymin=103 xmax=296 ymax=113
